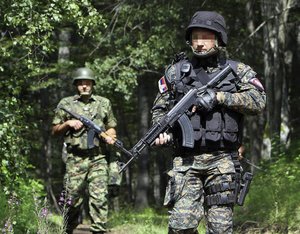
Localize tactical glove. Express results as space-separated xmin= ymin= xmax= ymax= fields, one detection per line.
xmin=197 ymin=89 xmax=217 ymax=111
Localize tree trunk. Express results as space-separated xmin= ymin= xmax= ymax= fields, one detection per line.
xmin=134 ymin=76 xmax=150 ymax=209
xmin=286 ymin=0 xmax=300 ymax=153
xmin=46 ymin=27 xmax=72 ymax=211
xmin=244 ymin=0 xmax=266 ymax=169
xmin=261 ymin=0 xmax=291 ymax=157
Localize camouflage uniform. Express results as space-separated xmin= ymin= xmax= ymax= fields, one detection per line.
xmin=53 ymin=94 xmax=117 ymax=233
xmin=152 ymin=59 xmax=266 ymax=234
xmin=152 ymin=11 xmax=266 ymax=233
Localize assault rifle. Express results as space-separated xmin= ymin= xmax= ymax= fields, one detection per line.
xmin=59 ymin=106 xmax=133 ymax=158
xmin=119 ymin=64 xmax=237 ymax=173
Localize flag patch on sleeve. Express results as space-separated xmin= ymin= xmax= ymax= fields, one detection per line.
xmin=158 ymin=76 xmax=168 ymax=93
xmin=249 ymin=77 xmax=264 ymax=91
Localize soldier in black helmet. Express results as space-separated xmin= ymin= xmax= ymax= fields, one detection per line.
xmin=52 ymin=67 xmax=121 ymax=234
xmin=151 ymin=11 xmax=266 ymax=233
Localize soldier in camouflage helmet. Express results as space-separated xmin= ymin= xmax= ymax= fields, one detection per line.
xmin=151 ymin=11 xmax=266 ymax=233
xmin=52 ymin=67 xmax=120 ymax=234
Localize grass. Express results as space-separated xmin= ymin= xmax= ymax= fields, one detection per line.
xmin=107 ymin=207 xmax=206 ymax=234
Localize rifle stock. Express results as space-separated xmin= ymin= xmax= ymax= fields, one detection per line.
xmin=119 ymin=64 xmax=235 ymax=173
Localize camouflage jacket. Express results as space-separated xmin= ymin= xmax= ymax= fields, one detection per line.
xmin=53 ymin=94 xmax=117 ymax=150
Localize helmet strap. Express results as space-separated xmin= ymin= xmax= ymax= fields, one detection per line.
xmin=191 ymin=45 xmax=219 ymax=58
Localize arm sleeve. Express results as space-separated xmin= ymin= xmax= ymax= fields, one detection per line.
xmin=52 ymin=99 xmax=68 ymax=125
xmin=104 ymin=100 xmax=117 ymax=129
xmin=151 ymin=92 xmax=170 ymax=124
xmin=220 ymin=63 xmax=266 ymax=115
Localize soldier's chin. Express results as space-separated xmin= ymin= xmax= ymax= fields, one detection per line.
xmin=80 ymin=91 xmax=92 ymax=97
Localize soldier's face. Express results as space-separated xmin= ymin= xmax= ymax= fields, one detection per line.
xmin=76 ymin=79 xmax=93 ymax=96
xmin=191 ymin=29 xmax=217 ymax=53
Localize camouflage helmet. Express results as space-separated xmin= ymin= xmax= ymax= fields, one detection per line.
xmin=185 ymin=11 xmax=227 ymax=46
xmin=72 ymin=67 xmax=96 ymax=85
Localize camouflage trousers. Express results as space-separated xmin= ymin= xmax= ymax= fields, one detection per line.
xmin=164 ymin=152 xmax=236 ymax=234
xmin=64 ymin=152 xmax=109 ymax=233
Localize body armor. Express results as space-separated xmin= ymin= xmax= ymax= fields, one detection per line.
xmin=166 ymin=58 xmax=243 ymax=152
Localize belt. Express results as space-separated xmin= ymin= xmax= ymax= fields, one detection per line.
xmin=178 ymin=148 xmax=235 ymax=157
xmin=67 ymin=147 xmax=101 ymax=157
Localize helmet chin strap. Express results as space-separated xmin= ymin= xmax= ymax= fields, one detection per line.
xmin=190 ymin=38 xmax=220 ymax=58
xmin=191 ymin=45 xmax=219 ymax=58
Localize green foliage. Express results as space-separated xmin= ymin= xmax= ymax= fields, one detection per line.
xmin=0 ymin=179 xmax=45 ymax=233
xmin=0 ymin=97 xmax=32 ymax=193
xmin=1 ymin=0 xmax=106 ymax=86
xmin=235 ymin=148 xmax=300 ymax=232
xmin=0 ymin=0 xmax=109 ymax=199
xmin=86 ymin=1 xmax=186 ymax=100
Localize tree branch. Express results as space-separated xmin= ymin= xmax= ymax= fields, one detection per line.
xmin=233 ymin=4 xmax=297 ymax=55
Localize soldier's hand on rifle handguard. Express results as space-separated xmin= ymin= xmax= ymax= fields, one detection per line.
xmin=102 ymin=128 xmax=117 ymax=145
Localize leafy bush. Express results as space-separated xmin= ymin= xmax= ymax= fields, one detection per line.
xmin=0 ymin=179 xmax=45 ymax=233
xmin=235 ymin=148 xmax=300 ymax=233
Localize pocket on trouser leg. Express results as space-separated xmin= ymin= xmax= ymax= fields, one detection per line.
xmin=168 ymin=171 xmax=204 ymax=231
xmin=108 ymin=161 xmax=122 ymax=186
xmin=164 ymin=170 xmax=185 ymax=207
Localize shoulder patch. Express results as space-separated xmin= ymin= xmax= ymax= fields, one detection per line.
xmin=158 ymin=76 xmax=168 ymax=93
xmin=249 ymin=77 xmax=265 ymax=91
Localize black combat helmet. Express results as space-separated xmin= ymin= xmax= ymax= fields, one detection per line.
xmin=185 ymin=11 xmax=227 ymax=46
xmin=72 ymin=67 xmax=96 ymax=85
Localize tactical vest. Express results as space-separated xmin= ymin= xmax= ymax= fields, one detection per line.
xmin=170 ymin=59 xmax=243 ymax=151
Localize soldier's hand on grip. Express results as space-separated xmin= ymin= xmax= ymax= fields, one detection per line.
xmin=197 ymin=88 xmax=217 ymax=111
xmin=67 ymin=119 xmax=83 ymax=130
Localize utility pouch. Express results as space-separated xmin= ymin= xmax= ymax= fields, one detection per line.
xmin=237 ymin=172 xmax=253 ymax=206
xmin=205 ymin=111 xmax=222 ymax=148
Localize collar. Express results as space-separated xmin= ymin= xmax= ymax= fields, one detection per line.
xmin=73 ymin=94 xmax=96 ymax=102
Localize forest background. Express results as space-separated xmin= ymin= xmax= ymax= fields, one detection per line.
xmin=0 ymin=0 xmax=299 ymax=233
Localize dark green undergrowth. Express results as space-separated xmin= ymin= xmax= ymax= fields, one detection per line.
xmin=0 ymin=179 xmax=64 ymax=234
xmin=234 ymin=149 xmax=300 ymax=233
xmin=2 ymin=147 xmax=300 ymax=233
